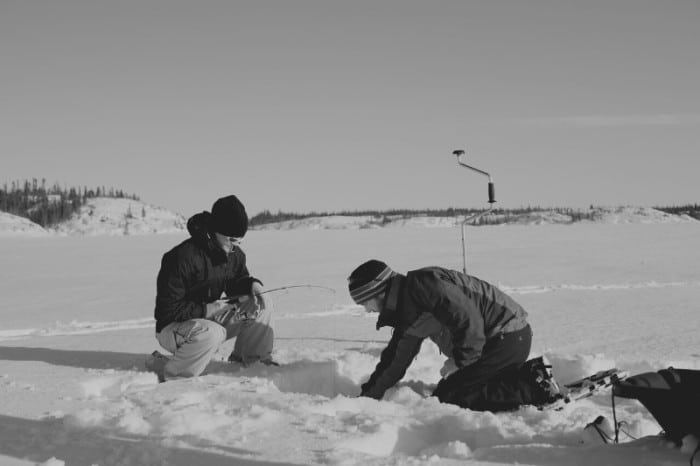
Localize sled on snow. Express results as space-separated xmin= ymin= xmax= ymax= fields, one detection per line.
xmin=541 ymin=368 xmax=628 ymax=411
xmin=612 ymin=367 xmax=700 ymax=447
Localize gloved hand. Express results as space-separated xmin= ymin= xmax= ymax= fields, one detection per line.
xmin=214 ymin=282 xmax=270 ymax=324
xmin=440 ymin=358 xmax=458 ymax=379
xmin=233 ymin=294 xmax=260 ymax=321
xmin=251 ymin=281 xmax=270 ymax=312
xmin=205 ymin=300 xmax=235 ymax=323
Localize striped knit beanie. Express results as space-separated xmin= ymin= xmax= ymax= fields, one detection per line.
xmin=348 ymin=260 xmax=395 ymax=304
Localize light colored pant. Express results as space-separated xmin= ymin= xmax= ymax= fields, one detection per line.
xmin=156 ymin=303 xmax=274 ymax=380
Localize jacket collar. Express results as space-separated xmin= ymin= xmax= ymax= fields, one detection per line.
xmin=376 ymin=274 xmax=405 ymax=330
xmin=187 ymin=211 xmax=229 ymax=264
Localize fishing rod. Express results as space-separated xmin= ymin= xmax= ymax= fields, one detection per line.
xmin=217 ymin=284 xmax=336 ymax=322
xmin=220 ymin=284 xmax=336 ymax=303
xmin=255 ymin=284 xmax=336 ymax=296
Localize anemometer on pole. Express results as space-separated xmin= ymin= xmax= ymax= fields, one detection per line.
xmin=453 ymin=149 xmax=496 ymax=274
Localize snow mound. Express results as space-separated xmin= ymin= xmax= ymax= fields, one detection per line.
xmin=52 ymin=198 xmax=186 ymax=236
xmin=54 ymin=345 xmax=671 ymax=465
xmin=0 ymin=211 xmax=49 ymax=236
xmin=589 ymin=206 xmax=692 ymax=224
xmin=385 ymin=216 xmax=464 ymax=228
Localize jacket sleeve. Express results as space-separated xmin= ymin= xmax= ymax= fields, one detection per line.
xmin=360 ymin=330 xmax=423 ymax=400
xmin=225 ymin=251 xmax=263 ymax=296
xmin=228 ymin=276 xmax=264 ymax=296
xmin=155 ymin=251 xmax=207 ymax=324
xmin=408 ymin=272 xmax=485 ymax=368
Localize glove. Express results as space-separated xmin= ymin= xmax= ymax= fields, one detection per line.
xmin=251 ymin=281 xmax=270 ymax=311
xmin=217 ymin=282 xmax=269 ymax=324
xmin=208 ymin=296 xmax=255 ymax=325
xmin=205 ymin=300 xmax=235 ymax=321
xmin=233 ymin=295 xmax=261 ymax=321
xmin=440 ymin=359 xmax=459 ymax=379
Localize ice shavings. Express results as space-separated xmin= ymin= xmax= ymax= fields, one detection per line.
xmin=81 ymin=372 xmax=157 ymax=398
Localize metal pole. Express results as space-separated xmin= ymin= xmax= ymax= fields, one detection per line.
xmin=453 ymin=149 xmax=496 ymax=274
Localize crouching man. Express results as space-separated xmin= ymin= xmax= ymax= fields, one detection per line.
xmin=148 ymin=195 xmax=277 ymax=382
xmin=348 ymin=259 xmax=560 ymax=411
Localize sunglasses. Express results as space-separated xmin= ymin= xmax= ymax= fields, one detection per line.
xmin=215 ymin=233 xmax=244 ymax=245
xmin=224 ymin=236 xmax=243 ymax=245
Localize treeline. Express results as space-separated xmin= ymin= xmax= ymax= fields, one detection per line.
xmin=250 ymin=206 xmax=602 ymax=226
xmin=655 ymin=204 xmax=700 ymax=220
xmin=250 ymin=204 xmax=700 ymax=226
xmin=0 ymin=178 xmax=139 ymax=227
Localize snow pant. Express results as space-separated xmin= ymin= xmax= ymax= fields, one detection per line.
xmin=155 ymin=303 xmax=274 ymax=380
xmin=432 ymin=325 xmax=532 ymax=412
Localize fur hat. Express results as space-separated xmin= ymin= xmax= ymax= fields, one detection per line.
xmin=210 ymin=195 xmax=248 ymax=237
xmin=348 ymin=259 xmax=395 ymax=304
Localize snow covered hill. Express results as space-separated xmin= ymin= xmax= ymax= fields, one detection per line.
xmin=253 ymin=206 xmax=697 ymax=230
xmin=0 ymin=198 xmax=186 ymax=236
xmin=1 ymin=203 xmax=696 ymax=236
xmin=0 ymin=211 xmax=50 ymax=236
xmin=51 ymin=198 xmax=186 ymax=236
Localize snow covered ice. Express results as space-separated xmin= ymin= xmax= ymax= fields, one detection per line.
xmin=1 ymin=221 xmax=699 ymax=465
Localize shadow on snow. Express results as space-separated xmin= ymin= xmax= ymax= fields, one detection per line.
xmin=0 ymin=346 xmax=361 ymax=398
xmin=0 ymin=414 xmax=301 ymax=466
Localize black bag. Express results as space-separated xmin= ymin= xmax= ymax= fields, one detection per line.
xmin=613 ymin=367 xmax=700 ymax=446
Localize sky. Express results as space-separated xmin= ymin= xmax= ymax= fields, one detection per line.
xmin=1 ymin=0 xmax=699 ymax=217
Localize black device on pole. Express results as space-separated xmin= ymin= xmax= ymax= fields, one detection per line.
xmin=453 ymin=149 xmax=496 ymax=273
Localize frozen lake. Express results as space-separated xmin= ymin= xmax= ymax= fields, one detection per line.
xmin=1 ymin=222 xmax=699 ymax=465
xmin=2 ymin=223 xmax=698 ymax=364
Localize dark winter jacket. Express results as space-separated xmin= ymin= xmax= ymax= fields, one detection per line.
xmin=361 ymin=266 xmax=529 ymax=399
xmin=154 ymin=211 xmax=260 ymax=333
